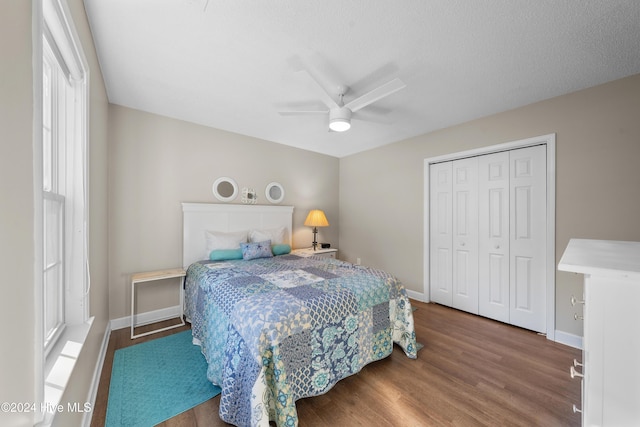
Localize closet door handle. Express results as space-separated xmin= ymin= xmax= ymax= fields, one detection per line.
xmin=574 ymin=313 xmax=584 ymax=321
xmin=572 ymin=404 xmax=582 ymax=414
xmin=571 ymin=295 xmax=585 ymax=306
xmin=570 ymin=365 xmax=583 ymax=379
xmin=573 ymin=359 xmax=583 ymax=368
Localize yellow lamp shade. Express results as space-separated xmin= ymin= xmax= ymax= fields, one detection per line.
xmin=304 ymin=210 xmax=329 ymax=227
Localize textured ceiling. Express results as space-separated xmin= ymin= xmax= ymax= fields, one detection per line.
xmin=84 ymin=0 xmax=640 ymax=158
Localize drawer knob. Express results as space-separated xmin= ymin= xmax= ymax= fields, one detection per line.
xmin=570 ymin=295 xmax=585 ymax=306
xmin=570 ymin=365 xmax=584 ymax=379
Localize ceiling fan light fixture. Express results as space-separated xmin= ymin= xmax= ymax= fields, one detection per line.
xmin=329 ymin=106 xmax=352 ymax=132
xmin=329 ymin=118 xmax=351 ymax=132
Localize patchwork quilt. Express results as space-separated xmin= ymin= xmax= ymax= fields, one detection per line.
xmin=184 ymin=254 xmax=417 ymax=427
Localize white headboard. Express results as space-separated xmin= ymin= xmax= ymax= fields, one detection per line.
xmin=182 ymin=203 xmax=294 ymax=268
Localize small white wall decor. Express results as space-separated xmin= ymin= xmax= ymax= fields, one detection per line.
xmin=212 ymin=177 xmax=238 ymax=202
xmin=265 ymin=182 xmax=285 ymax=204
xmin=242 ymin=187 xmax=257 ymax=204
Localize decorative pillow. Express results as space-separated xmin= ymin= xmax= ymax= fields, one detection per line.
xmin=209 ymin=248 xmax=243 ymax=261
xmin=249 ymin=227 xmax=286 ymax=245
xmin=204 ymin=230 xmax=247 ymax=259
xmin=240 ymin=240 xmax=273 ymax=260
xmin=272 ymin=243 xmax=291 ymax=256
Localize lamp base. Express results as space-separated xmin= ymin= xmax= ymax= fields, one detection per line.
xmin=311 ymin=227 xmax=318 ymax=250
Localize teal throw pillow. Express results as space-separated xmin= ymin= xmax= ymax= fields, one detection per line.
xmin=272 ymin=244 xmax=291 ymax=256
xmin=209 ymin=248 xmax=243 ymax=261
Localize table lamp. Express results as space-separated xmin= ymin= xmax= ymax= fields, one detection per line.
xmin=304 ymin=209 xmax=329 ymax=250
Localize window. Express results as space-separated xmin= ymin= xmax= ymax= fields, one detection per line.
xmin=37 ymin=1 xmax=92 ymax=423
xmin=42 ymin=38 xmax=72 ymax=353
xmin=41 ymin=0 xmax=90 ymax=351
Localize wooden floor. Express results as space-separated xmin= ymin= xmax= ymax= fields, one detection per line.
xmin=91 ymin=301 xmax=582 ymax=426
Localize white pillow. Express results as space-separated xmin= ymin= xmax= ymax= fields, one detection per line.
xmin=204 ymin=230 xmax=247 ymax=258
xmin=249 ymin=227 xmax=286 ymax=245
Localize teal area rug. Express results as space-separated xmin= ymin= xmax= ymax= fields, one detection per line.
xmin=106 ymin=330 xmax=221 ymax=427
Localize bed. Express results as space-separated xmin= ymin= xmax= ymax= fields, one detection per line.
xmin=182 ymin=203 xmax=417 ymax=427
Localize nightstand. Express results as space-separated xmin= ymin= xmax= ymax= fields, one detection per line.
xmin=293 ymin=247 xmax=338 ymax=259
xmin=130 ymin=268 xmax=186 ymax=339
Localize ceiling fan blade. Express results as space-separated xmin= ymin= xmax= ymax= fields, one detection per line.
xmin=352 ymin=110 xmax=394 ymax=125
xmin=345 ymin=78 xmax=406 ymax=113
xmin=298 ymin=69 xmax=339 ymax=110
xmin=278 ymin=110 xmax=328 ymax=116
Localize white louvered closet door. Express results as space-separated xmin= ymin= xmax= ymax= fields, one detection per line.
xmin=429 ymin=161 xmax=453 ymax=306
xmin=452 ymin=157 xmax=479 ymax=314
xmin=478 ymin=151 xmax=510 ymax=323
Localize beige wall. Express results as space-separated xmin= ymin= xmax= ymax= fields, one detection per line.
xmin=0 ymin=1 xmax=110 ymax=426
xmin=339 ymin=74 xmax=640 ymax=337
xmin=108 ymin=105 xmax=339 ymax=320
xmin=0 ymin=2 xmax=36 ymax=426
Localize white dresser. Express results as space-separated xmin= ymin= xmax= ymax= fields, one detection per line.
xmin=559 ymin=239 xmax=640 ymax=426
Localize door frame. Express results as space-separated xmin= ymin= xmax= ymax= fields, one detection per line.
xmin=423 ymin=133 xmax=556 ymax=340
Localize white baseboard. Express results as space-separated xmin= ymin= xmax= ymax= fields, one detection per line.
xmin=406 ymin=289 xmax=427 ymax=302
xmin=110 ymin=305 xmax=182 ymax=331
xmin=554 ymin=329 xmax=583 ymax=350
xmin=82 ymin=322 xmax=111 ymax=427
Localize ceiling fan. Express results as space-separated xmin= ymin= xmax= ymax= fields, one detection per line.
xmin=278 ymin=70 xmax=406 ymax=132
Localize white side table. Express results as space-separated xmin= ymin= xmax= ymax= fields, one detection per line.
xmin=293 ymin=247 xmax=338 ymax=259
xmin=131 ymin=268 xmax=186 ymax=339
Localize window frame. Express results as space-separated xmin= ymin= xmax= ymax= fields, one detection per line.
xmin=42 ymin=35 xmax=71 ymax=355
xmin=34 ymin=0 xmax=92 ymax=424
